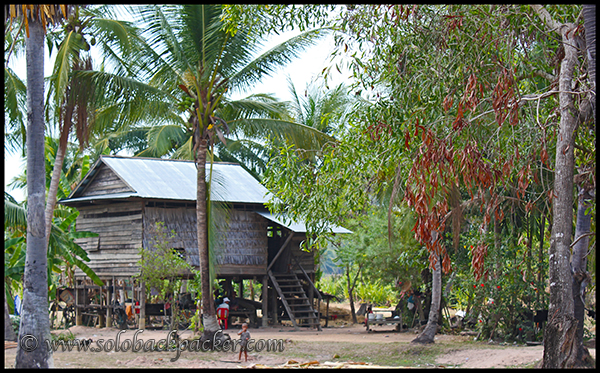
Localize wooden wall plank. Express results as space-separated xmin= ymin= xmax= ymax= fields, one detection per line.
xmin=81 ymin=165 xmax=133 ymax=197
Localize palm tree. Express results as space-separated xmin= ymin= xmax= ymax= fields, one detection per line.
xmin=43 ymin=4 xmax=147 ymax=251
xmin=122 ymin=4 xmax=333 ymax=338
xmin=219 ymin=78 xmax=357 ymax=177
xmin=286 ymin=77 xmax=355 ymax=136
xmin=5 ymin=4 xmax=71 ymax=368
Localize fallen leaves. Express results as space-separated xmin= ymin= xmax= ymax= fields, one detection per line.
xmin=245 ymin=359 xmax=402 ymax=369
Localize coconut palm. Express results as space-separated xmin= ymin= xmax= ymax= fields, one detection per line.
xmin=117 ymin=4 xmax=333 ymax=337
xmin=42 ymin=4 xmax=149 ymax=252
xmin=4 ymin=4 xmax=148 ymax=272
xmin=286 ymin=77 xmax=356 ymax=136
xmin=5 ymin=4 xmax=71 ymax=368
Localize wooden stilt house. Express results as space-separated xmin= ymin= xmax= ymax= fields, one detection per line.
xmin=59 ymin=155 xmax=350 ymax=330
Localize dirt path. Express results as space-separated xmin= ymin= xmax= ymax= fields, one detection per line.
xmin=5 ymin=322 xmax=596 ymax=368
xmin=7 ymin=323 xmax=595 ymax=368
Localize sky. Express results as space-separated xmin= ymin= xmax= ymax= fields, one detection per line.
xmin=4 ymin=21 xmax=347 ymax=203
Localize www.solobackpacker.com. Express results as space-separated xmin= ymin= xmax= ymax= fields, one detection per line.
xmin=19 ymin=330 xmax=285 ymax=362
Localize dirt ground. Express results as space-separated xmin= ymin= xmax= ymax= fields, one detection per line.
xmin=5 ymin=322 xmax=595 ymax=368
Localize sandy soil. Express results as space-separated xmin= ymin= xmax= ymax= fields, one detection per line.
xmin=6 ymin=323 xmax=595 ymax=368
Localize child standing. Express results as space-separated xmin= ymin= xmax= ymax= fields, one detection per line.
xmin=238 ymin=322 xmax=250 ymax=362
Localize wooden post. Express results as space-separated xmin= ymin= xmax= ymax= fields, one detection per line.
xmin=139 ymin=281 xmax=146 ymax=330
xmin=130 ymin=276 xmax=135 ymax=302
xmin=308 ymin=274 xmax=314 ymax=311
xmin=271 ymin=283 xmax=278 ymax=325
xmin=119 ymin=279 xmax=126 ymax=306
xmin=75 ymin=279 xmax=83 ymax=326
xmin=106 ymin=279 xmax=113 ymax=328
xmin=262 ymin=276 xmax=268 ymax=327
xmin=99 ymin=281 xmax=106 ymax=329
xmin=325 ymin=297 xmax=330 ymax=328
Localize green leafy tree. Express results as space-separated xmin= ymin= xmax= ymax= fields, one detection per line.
xmin=261 ymin=4 xmax=594 ymax=356
xmin=327 ymin=5 xmax=595 ymax=353
xmin=137 ymin=222 xmax=191 ymax=334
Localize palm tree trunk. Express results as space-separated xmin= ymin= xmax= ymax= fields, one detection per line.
xmin=196 ymin=139 xmax=220 ymax=334
xmin=15 ymin=18 xmax=54 ymax=369
xmin=411 ymin=253 xmax=441 ymax=344
xmin=44 ymin=119 xmax=72 ymax=248
xmin=4 ymin=296 xmax=17 ymax=342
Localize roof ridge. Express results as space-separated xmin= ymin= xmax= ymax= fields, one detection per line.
xmin=100 ymin=155 xmax=242 ymax=166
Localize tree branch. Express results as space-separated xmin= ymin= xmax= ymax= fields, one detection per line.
xmin=570 ymin=232 xmax=595 ymax=248
xmin=531 ymin=4 xmax=563 ymax=33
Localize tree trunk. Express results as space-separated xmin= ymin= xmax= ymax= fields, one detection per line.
xmin=537 ymin=212 xmax=545 ymax=305
xmin=346 ymin=264 xmax=357 ymax=324
xmin=15 ymin=18 xmax=54 ymax=368
xmin=573 ymin=5 xmax=596 ymax=366
xmin=533 ymin=6 xmax=579 ymax=367
xmin=571 ymin=186 xmax=593 ymax=365
xmin=44 ymin=119 xmax=72 ymax=248
xmin=412 ymin=253 xmax=441 ymax=344
xmin=196 ymin=139 xmax=220 ymax=336
xmin=4 ymin=296 xmax=17 ymax=342
xmin=583 ymin=5 xmax=596 ymax=93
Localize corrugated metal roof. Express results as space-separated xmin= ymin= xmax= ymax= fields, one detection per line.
xmin=256 ymin=212 xmax=352 ymax=234
xmin=61 ymin=156 xmax=271 ymax=204
xmin=60 ymin=156 xmax=351 ymax=234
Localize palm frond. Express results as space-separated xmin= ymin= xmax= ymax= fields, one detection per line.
xmin=128 ymin=5 xmax=196 ymax=87
xmin=286 ymin=76 xmax=305 ymax=124
xmin=4 ymin=66 xmax=27 ymax=154
xmin=181 ymin=4 xmax=229 ymax=70
xmin=221 ymin=94 xmax=293 ymax=125
xmin=170 ymin=136 xmax=194 ymax=160
xmin=93 ymin=126 xmax=151 ymax=155
xmin=4 ymin=197 xmax=27 ymax=230
xmin=228 ymin=27 xmax=331 ymax=94
xmin=46 ymin=30 xmax=88 ymax=111
xmin=230 ymin=117 xmax=336 ymax=152
xmin=216 ymin=139 xmax=269 ymax=180
xmin=141 ymin=124 xmax=188 ymax=158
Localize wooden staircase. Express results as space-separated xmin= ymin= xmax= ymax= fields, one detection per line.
xmin=268 ymin=270 xmax=322 ymax=330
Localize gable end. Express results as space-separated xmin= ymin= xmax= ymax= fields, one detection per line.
xmin=80 ymin=163 xmax=134 ymax=197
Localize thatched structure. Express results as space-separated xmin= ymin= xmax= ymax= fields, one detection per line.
xmin=59 ymin=155 xmax=350 ymax=330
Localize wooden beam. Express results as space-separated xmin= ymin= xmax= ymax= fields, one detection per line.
xmin=139 ymin=281 xmax=146 ymax=330
xmin=262 ymin=276 xmax=268 ymax=328
xmin=325 ymin=298 xmax=330 ymax=328
xmin=266 ymin=232 xmax=294 ymax=273
xmin=75 ymin=279 xmax=82 ymax=326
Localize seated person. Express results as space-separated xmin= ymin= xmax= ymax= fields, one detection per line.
xmin=229 ymin=291 xmax=240 ymax=311
xmin=216 ymin=297 xmax=230 ymax=329
xmin=217 ymin=297 xmax=230 ymax=312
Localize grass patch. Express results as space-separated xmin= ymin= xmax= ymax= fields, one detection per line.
xmin=258 ymin=340 xmax=457 ymax=367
